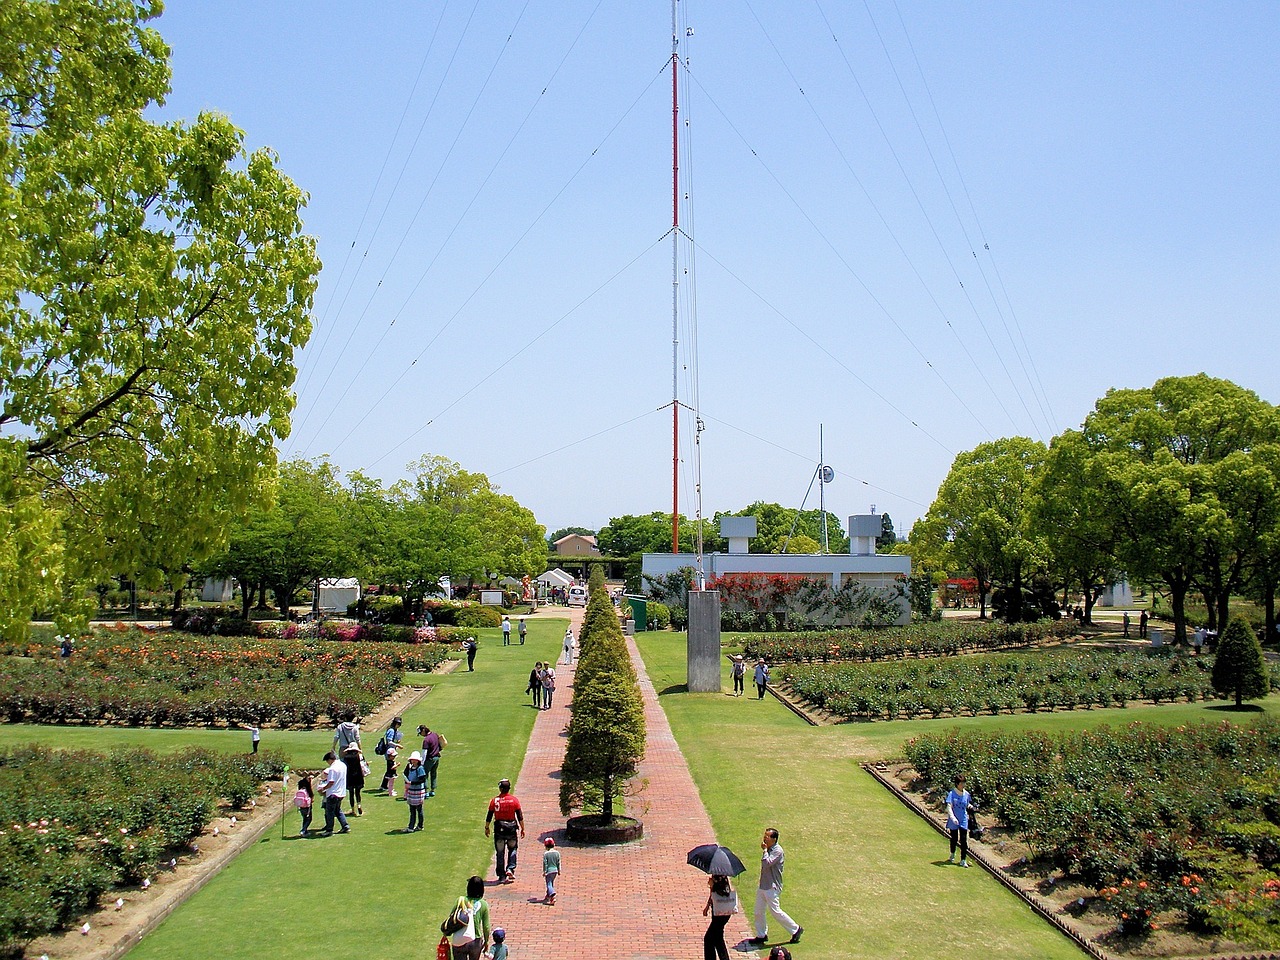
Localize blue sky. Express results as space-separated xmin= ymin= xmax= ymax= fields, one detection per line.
xmin=155 ymin=1 xmax=1279 ymax=537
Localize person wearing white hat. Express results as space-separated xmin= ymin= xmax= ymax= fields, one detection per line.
xmin=403 ymin=751 xmax=427 ymax=831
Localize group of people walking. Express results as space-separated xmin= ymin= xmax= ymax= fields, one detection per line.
xmin=525 ymin=661 xmax=557 ymax=709
xmin=295 ymin=714 xmax=447 ymax=837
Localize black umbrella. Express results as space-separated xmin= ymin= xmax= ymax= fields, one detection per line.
xmin=687 ymin=843 xmax=747 ymax=877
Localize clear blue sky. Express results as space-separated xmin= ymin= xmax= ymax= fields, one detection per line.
xmin=155 ymin=1 xmax=1279 ymax=537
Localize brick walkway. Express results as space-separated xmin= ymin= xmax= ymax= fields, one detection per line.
xmin=483 ymin=632 xmax=760 ymax=959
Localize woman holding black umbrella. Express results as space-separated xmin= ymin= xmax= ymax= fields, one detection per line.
xmin=702 ymin=874 xmax=739 ymax=960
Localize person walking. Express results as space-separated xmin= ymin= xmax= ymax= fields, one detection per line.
xmin=562 ymin=628 xmax=575 ymax=665
xmin=542 ymin=837 xmax=561 ymax=905
xmin=541 ymin=667 xmax=557 ymax=710
xmin=485 ymin=778 xmax=525 ymax=883
xmin=502 ymin=616 xmax=512 ymax=646
xmin=314 ymin=751 xmax=350 ymax=835
xmin=702 ymin=874 xmax=739 ymax=960
xmin=731 ymin=656 xmax=746 ymax=697
xmin=1122 ymin=612 xmax=1131 ymax=638
xmin=380 ymin=716 xmax=403 ymax=794
xmin=249 ymin=723 xmax=260 ymax=754
xmin=753 ymin=659 xmax=770 ymax=700
xmin=1139 ymin=610 xmax=1149 ymax=638
xmin=342 ymin=742 xmax=366 ymax=816
xmin=293 ymin=775 xmax=314 ymax=836
xmin=945 ymin=774 xmax=972 ymax=867
xmin=447 ymin=875 xmax=491 ymax=960
xmin=418 ymin=724 xmax=445 ymax=797
xmin=332 ymin=712 xmax=361 ymax=756
xmin=518 ymin=618 xmax=527 ymax=645
xmin=749 ymin=828 xmax=802 ymax=945
xmin=465 ymin=638 xmax=478 ymax=671
xmin=527 ymin=662 xmax=545 ymax=709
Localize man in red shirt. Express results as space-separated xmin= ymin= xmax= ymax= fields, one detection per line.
xmin=485 ymin=778 xmax=526 ymax=883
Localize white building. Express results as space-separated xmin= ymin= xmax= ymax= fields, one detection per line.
xmin=642 ymin=514 xmax=910 ymax=625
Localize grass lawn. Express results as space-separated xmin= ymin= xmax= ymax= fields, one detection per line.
xmin=634 ymin=629 xmax=1280 ymax=960
xmin=1 ymin=619 xmax=569 ymax=960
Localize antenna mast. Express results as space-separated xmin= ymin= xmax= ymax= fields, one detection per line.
xmin=669 ymin=0 xmax=680 ymax=555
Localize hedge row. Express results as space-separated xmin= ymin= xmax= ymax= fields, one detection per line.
xmin=904 ymin=720 xmax=1280 ymax=945
xmin=0 ymin=630 xmax=452 ymax=727
xmin=779 ymin=649 xmax=1273 ymax=721
xmin=741 ymin=619 xmax=1076 ymax=664
xmin=0 ymin=745 xmax=286 ymax=953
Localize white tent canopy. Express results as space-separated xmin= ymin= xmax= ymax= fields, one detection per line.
xmin=536 ymin=567 xmax=575 ymax=588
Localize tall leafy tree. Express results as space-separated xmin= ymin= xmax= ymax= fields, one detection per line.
xmin=916 ymin=438 xmax=1047 ymax=620
xmin=206 ymin=459 xmax=353 ymax=620
xmin=1031 ymin=430 xmax=1121 ymax=623
xmin=1082 ymin=375 xmax=1280 ymax=644
xmin=0 ymin=0 xmax=320 ymax=637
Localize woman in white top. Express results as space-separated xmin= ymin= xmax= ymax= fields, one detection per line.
xmin=702 ymin=874 xmax=739 ymax=960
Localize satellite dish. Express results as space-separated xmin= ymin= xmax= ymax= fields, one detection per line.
xmin=820 ymin=465 xmax=835 ymax=483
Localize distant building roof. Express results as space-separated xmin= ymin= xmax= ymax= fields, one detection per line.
xmin=554 ymin=533 xmax=597 ymax=546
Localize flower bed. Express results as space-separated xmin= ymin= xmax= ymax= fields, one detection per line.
xmin=777 ymin=649 xmax=1268 ymax=721
xmin=0 ymin=629 xmax=452 ymax=727
xmin=0 ymin=744 xmax=285 ymax=954
xmin=741 ymin=619 xmax=1075 ymax=664
xmin=904 ymin=719 xmax=1280 ymax=946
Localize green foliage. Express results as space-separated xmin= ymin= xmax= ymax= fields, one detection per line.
xmin=915 ymin=437 xmax=1048 ymax=620
xmin=906 ymin=573 xmax=939 ymax=622
xmin=560 ymin=581 xmax=645 ymax=821
xmin=740 ymin=619 xmax=1074 ymax=663
xmin=716 ymin=502 xmax=848 ymax=554
xmin=646 ymin=601 xmax=671 ymax=629
xmin=453 ymin=606 xmax=502 ymax=628
xmin=0 ymin=743 xmax=286 ymax=952
xmin=0 ymin=0 xmax=322 ymax=639
xmin=1213 ymin=617 xmax=1270 ymax=706
xmin=781 ymin=648 xmax=1230 ymax=721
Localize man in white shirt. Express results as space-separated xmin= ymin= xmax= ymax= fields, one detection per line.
xmin=315 ymin=751 xmax=350 ymax=835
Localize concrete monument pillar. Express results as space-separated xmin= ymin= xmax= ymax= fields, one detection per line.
xmin=687 ymin=590 xmax=722 ymax=693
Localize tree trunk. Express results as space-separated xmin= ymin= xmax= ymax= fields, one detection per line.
xmin=172 ymin=586 xmax=183 ymax=617
xmin=1169 ymin=583 xmax=1189 ymax=646
xmin=1200 ymin=588 xmax=1217 ymax=631
xmin=1264 ymin=581 xmax=1276 ymax=647
xmin=601 ymin=772 xmax=614 ymax=821
xmin=240 ymin=584 xmax=252 ymax=620
xmin=977 ymin=575 xmax=989 ymax=620
xmin=1215 ymin=590 xmax=1231 ymax=636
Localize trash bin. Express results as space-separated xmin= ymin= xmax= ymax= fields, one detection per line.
xmin=624 ymin=596 xmax=647 ymax=632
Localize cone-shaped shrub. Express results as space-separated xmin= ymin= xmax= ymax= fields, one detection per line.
xmin=1212 ymin=617 xmax=1269 ymax=707
xmin=559 ymin=579 xmax=645 ymax=821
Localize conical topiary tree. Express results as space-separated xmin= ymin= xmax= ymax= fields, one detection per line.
xmin=559 ymin=578 xmax=646 ymax=824
xmin=1212 ymin=617 xmax=1269 ymax=707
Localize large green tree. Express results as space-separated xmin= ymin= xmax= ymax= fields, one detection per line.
xmin=716 ymin=502 xmax=847 ymax=553
xmin=205 ymin=459 xmax=353 ymax=620
xmin=1081 ymin=375 xmax=1280 ymax=644
xmin=0 ymin=0 xmax=320 ymax=638
xmin=916 ymin=437 xmax=1047 ymax=620
xmin=1211 ymin=617 xmax=1269 ymax=707
xmin=1031 ymin=430 xmax=1121 ymax=623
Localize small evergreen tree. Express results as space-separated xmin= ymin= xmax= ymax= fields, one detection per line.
xmin=559 ymin=579 xmax=646 ymax=823
xmin=1212 ymin=617 xmax=1269 ymax=707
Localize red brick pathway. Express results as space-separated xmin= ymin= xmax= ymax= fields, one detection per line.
xmin=483 ymin=634 xmax=759 ymax=959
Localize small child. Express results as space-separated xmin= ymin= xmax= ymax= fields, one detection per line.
xmin=542 ymin=837 xmax=561 ymax=905
xmin=487 ymin=928 xmax=508 ymax=960
xmin=294 ymin=775 xmax=313 ymax=836
xmin=383 ymin=745 xmax=399 ymax=798
xmin=403 ymin=751 xmax=427 ymax=831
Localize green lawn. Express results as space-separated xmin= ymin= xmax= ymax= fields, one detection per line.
xmin=6 ymin=622 xmax=1278 ymax=959
xmin=1 ymin=621 xmax=566 ymax=960
xmin=634 ymin=629 xmax=1280 ymax=960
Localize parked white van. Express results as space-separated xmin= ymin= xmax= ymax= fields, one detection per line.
xmin=566 ymin=585 xmax=588 ymax=607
